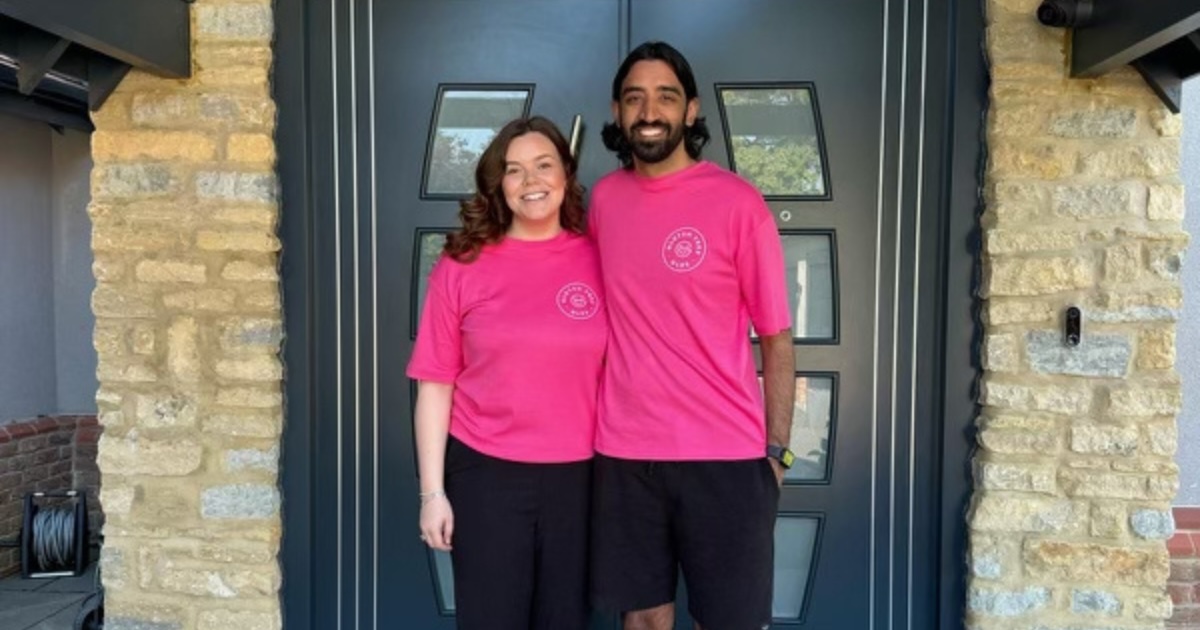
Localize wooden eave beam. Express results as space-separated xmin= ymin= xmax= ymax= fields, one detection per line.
xmin=0 ymin=0 xmax=189 ymax=79
xmin=1071 ymin=0 xmax=1200 ymax=77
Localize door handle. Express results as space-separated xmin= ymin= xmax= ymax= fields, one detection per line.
xmin=568 ymin=114 xmax=583 ymax=160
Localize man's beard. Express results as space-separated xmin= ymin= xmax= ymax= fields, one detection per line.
xmin=625 ymin=121 xmax=686 ymax=165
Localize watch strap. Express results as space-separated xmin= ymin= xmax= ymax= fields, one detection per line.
xmin=766 ymin=444 xmax=795 ymax=469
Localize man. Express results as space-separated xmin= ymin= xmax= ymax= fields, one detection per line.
xmin=588 ymin=41 xmax=797 ymax=630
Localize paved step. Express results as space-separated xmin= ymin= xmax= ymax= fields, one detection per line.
xmin=0 ymin=564 xmax=97 ymax=630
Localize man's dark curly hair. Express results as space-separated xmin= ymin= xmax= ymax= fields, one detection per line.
xmin=601 ymin=41 xmax=710 ymax=169
xmin=444 ymin=116 xmax=586 ymax=263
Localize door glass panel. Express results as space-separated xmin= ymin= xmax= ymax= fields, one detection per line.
xmin=411 ymin=230 xmax=449 ymax=338
xmin=758 ymin=374 xmax=835 ymax=483
xmin=782 ymin=232 xmax=836 ymax=341
xmin=717 ymin=85 xmax=829 ymax=198
xmin=423 ymin=86 xmax=532 ymax=197
xmin=430 ymin=549 xmax=455 ymax=613
xmin=786 ymin=375 xmax=835 ymax=482
xmin=773 ymin=515 xmax=822 ymax=621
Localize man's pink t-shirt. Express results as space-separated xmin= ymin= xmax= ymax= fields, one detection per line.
xmin=589 ymin=161 xmax=791 ymax=461
xmin=406 ymin=231 xmax=606 ymax=463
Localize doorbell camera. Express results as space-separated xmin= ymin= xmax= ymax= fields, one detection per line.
xmin=1064 ymin=306 xmax=1082 ymax=347
xmin=1036 ymin=0 xmax=1093 ymax=28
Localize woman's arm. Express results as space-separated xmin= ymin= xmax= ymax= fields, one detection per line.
xmin=415 ymin=380 xmax=455 ymax=550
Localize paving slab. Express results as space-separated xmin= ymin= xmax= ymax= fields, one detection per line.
xmin=0 ymin=590 xmax=86 ymax=630
xmin=0 ymin=574 xmax=51 ymax=592
xmin=36 ymin=566 xmax=96 ymax=594
xmin=25 ymin=603 xmax=81 ymax=630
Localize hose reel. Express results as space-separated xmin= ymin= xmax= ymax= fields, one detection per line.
xmin=21 ymin=491 xmax=88 ymax=578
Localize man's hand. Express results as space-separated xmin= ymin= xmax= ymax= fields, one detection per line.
xmin=768 ymin=458 xmax=786 ymax=486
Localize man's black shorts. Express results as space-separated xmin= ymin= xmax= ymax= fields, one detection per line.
xmin=590 ymin=454 xmax=779 ymax=630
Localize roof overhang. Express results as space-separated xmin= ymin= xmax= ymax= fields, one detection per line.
xmin=0 ymin=0 xmax=191 ymax=130
xmin=1039 ymin=0 xmax=1200 ymax=113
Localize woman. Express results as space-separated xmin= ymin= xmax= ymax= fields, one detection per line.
xmin=407 ymin=116 xmax=606 ymax=630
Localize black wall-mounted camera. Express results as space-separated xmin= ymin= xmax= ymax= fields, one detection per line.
xmin=1036 ymin=0 xmax=1093 ymax=28
xmin=1064 ymin=306 xmax=1082 ymax=347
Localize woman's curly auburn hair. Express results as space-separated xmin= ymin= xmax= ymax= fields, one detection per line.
xmin=444 ymin=116 xmax=586 ymax=263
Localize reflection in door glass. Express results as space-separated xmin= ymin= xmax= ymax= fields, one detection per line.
xmin=431 ymin=549 xmax=455 ymax=612
xmin=718 ymin=86 xmax=828 ymax=198
xmin=773 ymin=516 xmax=821 ymax=621
xmin=424 ymin=88 xmax=531 ymax=196
xmin=758 ymin=375 xmax=834 ymax=482
xmin=412 ymin=231 xmax=449 ymax=337
xmin=787 ymin=376 xmax=833 ymax=481
xmin=781 ymin=233 xmax=835 ymax=340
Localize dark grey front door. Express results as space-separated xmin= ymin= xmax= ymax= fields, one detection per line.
xmin=278 ymin=0 xmax=980 ymax=628
xmin=376 ymin=3 xmax=620 ymax=628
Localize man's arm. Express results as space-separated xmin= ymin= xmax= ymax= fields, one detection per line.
xmin=760 ymin=329 xmax=795 ymax=483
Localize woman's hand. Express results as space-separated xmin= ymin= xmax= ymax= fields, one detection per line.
xmin=419 ymin=495 xmax=454 ymax=551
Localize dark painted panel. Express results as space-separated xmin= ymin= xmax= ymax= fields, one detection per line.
xmin=630 ymin=1 xmax=892 ymax=627
xmin=0 ymin=0 xmax=189 ymax=76
xmin=276 ymin=1 xmax=984 ymax=629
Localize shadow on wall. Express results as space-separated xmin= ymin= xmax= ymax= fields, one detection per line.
xmin=0 ymin=113 xmax=100 ymax=577
xmin=1178 ymin=78 xmax=1200 ymax=506
xmin=1168 ymin=77 xmax=1200 ymax=630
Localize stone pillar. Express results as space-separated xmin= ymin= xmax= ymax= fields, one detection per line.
xmin=89 ymin=0 xmax=283 ymax=628
xmin=968 ymin=1 xmax=1185 ymax=628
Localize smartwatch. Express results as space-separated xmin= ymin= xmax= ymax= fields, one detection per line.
xmin=767 ymin=444 xmax=795 ymax=469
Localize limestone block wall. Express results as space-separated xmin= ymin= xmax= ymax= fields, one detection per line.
xmin=89 ymin=0 xmax=284 ymax=628
xmin=968 ymin=1 xmax=1186 ymax=628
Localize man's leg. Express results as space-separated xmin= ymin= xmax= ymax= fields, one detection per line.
xmin=591 ymin=456 xmax=678 ymax=618
xmin=623 ymin=602 xmax=674 ymax=630
xmin=674 ymin=459 xmax=778 ymax=630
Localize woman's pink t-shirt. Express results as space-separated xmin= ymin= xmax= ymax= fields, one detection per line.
xmin=589 ymin=161 xmax=791 ymax=461
xmin=406 ymin=231 xmax=606 ymax=463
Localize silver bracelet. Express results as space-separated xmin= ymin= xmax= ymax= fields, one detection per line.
xmin=419 ymin=489 xmax=446 ymax=504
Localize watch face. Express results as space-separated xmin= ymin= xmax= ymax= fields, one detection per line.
xmin=769 ymin=445 xmax=796 ymax=469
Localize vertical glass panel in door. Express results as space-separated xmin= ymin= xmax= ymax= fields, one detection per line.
xmin=759 ymin=375 xmax=834 ymax=482
xmin=717 ymin=85 xmax=829 ymax=198
xmin=781 ymin=233 xmax=836 ymax=341
xmin=786 ymin=375 xmax=834 ymax=482
xmin=411 ymin=230 xmax=449 ymax=338
xmin=413 ymin=230 xmax=456 ymax=613
xmin=423 ymin=87 xmax=532 ymax=196
xmin=773 ymin=515 xmax=822 ymax=622
xmin=430 ymin=549 xmax=455 ymax=613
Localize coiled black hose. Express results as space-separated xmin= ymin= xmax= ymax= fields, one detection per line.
xmin=31 ymin=505 xmax=77 ymax=571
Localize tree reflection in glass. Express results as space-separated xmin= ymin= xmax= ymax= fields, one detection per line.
xmin=425 ymin=89 xmax=529 ymax=195
xmin=760 ymin=375 xmax=834 ymax=482
xmin=720 ymin=87 xmax=826 ymax=198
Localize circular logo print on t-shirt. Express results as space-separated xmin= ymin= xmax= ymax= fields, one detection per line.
xmin=556 ymin=282 xmax=600 ymax=320
xmin=662 ymin=227 xmax=708 ymax=273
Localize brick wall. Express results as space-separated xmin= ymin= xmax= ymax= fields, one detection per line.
xmin=0 ymin=415 xmax=102 ymax=577
xmin=89 ymin=0 xmax=283 ymax=627
xmin=967 ymin=0 xmax=1185 ymax=628
xmin=1169 ymin=508 xmax=1200 ymax=629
